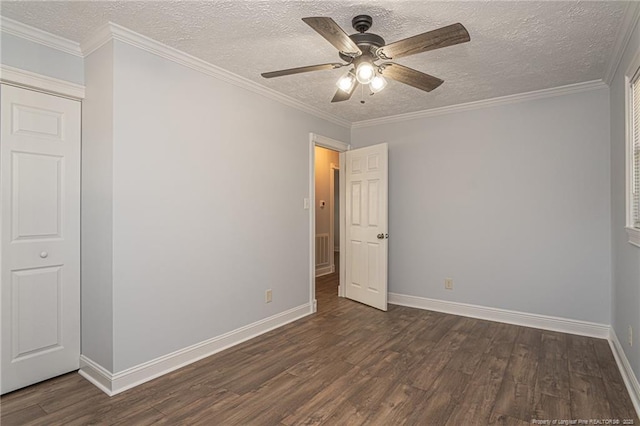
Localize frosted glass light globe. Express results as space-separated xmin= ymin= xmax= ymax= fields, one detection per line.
xmin=356 ymin=63 xmax=375 ymax=84
xmin=370 ymin=75 xmax=387 ymax=93
xmin=336 ymin=73 xmax=356 ymax=92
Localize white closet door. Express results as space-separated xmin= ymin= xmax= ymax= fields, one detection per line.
xmin=1 ymin=84 xmax=81 ymax=394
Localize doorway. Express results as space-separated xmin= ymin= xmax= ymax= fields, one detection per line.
xmin=314 ymin=146 xmax=339 ymax=278
xmin=309 ymin=133 xmax=349 ymax=312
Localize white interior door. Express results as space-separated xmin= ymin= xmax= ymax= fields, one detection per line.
xmin=1 ymin=84 xmax=81 ymax=394
xmin=345 ymin=143 xmax=388 ymax=311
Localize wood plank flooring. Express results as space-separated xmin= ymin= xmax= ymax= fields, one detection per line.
xmin=1 ymin=268 xmax=638 ymax=425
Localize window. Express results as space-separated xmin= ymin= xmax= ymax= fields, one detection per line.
xmin=627 ymin=64 xmax=640 ymax=247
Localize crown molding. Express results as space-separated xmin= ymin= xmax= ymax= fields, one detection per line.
xmin=604 ymin=2 xmax=640 ymax=85
xmin=81 ymin=22 xmax=351 ymax=128
xmin=1 ymin=17 xmax=618 ymax=130
xmin=352 ymin=80 xmax=608 ymax=129
xmin=79 ymin=21 xmax=112 ymax=57
xmin=0 ymin=16 xmax=82 ymax=57
xmin=0 ymin=64 xmax=85 ymax=99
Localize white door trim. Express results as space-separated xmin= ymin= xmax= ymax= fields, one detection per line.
xmin=338 ymin=152 xmax=346 ymax=298
xmin=0 ymin=65 xmax=85 ymax=100
xmin=309 ymin=133 xmax=350 ymax=312
xmin=328 ymin=162 xmax=339 ymax=276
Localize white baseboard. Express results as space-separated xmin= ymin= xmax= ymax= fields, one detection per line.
xmin=78 ymin=357 xmax=115 ymax=396
xmin=79 ymin=303 xmax=312 ymax=396
xmin=388 ymin=293 xmax=610 ymax=339
xmin=609 ymin=328 xmax=640 ymax=418
xmin=315 ymin=265 xmax=334 ymax=277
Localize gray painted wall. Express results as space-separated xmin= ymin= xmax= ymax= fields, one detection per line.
xmin=351 ymin=87 xmax=612 ymax=324
xmin=4 ymin=20 xmax=627 ymax=379
xmin=0 ymin=32 xmax=84 ymax=84
xmin=86 ymin=40 xmax=349 ymax=372
xmin=610 ymin=18 xmax=640 ymax=380
xmin=81 ymin=42 xmax=114 ymax=371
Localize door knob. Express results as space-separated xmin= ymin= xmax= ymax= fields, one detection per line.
xmin=40 ymin=251 xmax=48 ymax=259
xmin=377 ymin=233 xmax=384 ymax=239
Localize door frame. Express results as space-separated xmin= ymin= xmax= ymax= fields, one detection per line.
xmin=0 ymin=65 xmax=85 ymax=100
xmin=309 ymin=133 xmax=349 ymax=312
xmin=328 ymin=162 xmax=339 ymax=276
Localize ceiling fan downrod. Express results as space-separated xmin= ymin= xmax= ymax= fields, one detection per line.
xmin=352 ymin=15 xmax=373 ymax=33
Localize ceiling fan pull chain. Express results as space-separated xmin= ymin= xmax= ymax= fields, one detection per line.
xmin=360 ymin=83 xmax=365 ymax=104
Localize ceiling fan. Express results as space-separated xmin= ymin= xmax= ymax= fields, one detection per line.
xmin=261 ymin=15 xmax=470 ymax=103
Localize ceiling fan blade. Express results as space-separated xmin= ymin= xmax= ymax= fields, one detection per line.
xmin=261 ymin=63 xmax=345 ymax=78
xmin=331 ymin=82 xmax=359 ymax=103
xmin=380 ymin=63 xmax=443 ymax=92
xmin=302 ymin=17 xmax=362 ymax=56
xmin=377 ymin=23 xmax=470 ymax=60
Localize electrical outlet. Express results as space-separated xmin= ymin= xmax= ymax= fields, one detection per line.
xmin=265 ymin=289 xmax=272 ymax=303
xmin=629 ymin=325 xmax=633 ymax=347
xmin=444 ymin=278 xmax=453 ymax=290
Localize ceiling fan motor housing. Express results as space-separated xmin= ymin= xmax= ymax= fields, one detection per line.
xmin=339 ymin=32 xmax=386 ymax=61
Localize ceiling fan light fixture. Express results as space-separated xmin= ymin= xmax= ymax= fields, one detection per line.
xmin=369 ymin=75 xmax=387 ymax=93
xmin=356 ymin=62 xmax=375 ymax=84
xmin=262 ymin=16 xmax=470 ymax=103
xmin=336 ymin=72 xmax=356 ymax=93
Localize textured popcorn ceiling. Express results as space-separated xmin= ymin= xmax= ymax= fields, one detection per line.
xmin=0 ymin=1 xmax=628 ymax=123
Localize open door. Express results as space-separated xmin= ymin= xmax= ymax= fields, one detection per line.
xmin=345 ymin=143 xmax=388 ymax=311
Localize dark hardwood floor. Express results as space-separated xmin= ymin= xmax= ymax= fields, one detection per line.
xmin=1 ymin=264 xmax=638 ymax=425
